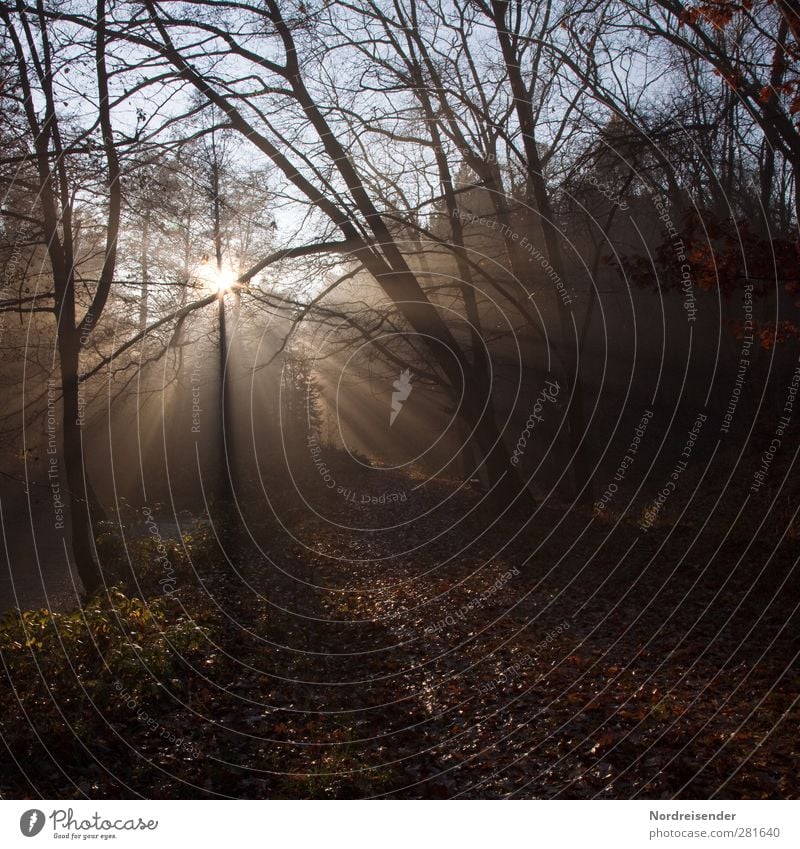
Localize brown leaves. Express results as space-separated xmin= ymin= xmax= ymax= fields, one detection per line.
xmin=2 ymin=478 xmax=799 ymax=799
xmin=621 ymin=209 xmax=800 ymax=337
xmin=682 ymin=0 xmax=753 ymax=29
xmin=590 ymin=730 xmax=615 ymax=754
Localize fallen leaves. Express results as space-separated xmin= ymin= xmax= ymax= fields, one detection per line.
xmin=0 ymin=472 xmax=798 ymax=799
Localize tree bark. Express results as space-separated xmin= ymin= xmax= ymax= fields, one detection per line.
xmin=489 ymin=0 xmax=593 ymax=503
xmin=58 ymin=327 xmax=102 ymax=593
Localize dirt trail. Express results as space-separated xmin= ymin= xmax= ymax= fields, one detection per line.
xmin=1 ymin=471 xmax=797 ymax=798
xmin=215 ymin=474 xmax=799 ymax=798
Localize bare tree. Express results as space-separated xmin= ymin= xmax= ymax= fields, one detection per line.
xmin=0 ymin=1 xmax=122 ymax=593
xmin=622 ymin=0 xmax=800 ymax=223
xmin=111 ymin=0 xmax=529 ymax=502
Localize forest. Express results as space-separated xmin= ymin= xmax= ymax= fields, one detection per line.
xmin=0 ymin=0 xmax=798 ymax=800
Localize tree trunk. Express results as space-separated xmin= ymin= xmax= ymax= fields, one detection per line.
xmin=59 ymin=331 xmax=102 ymax=594
xmin=139 ymin=210 xmax=150 ymax=332
xmin=490 ymin=0 xmax=593 ymax=503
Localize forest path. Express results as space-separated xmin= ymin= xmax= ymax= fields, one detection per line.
xmin=0 ymin=472 xmax=796 ymax=798
xmin=214 ymin=472 xmax=800 ymax=799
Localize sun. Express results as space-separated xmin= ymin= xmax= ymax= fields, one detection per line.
xmin=209 ymin=268 xmax=238 ymax=294
xmin=198 ymin=261 xmax=238 ymax=295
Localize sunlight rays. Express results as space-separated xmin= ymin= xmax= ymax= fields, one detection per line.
xmin=197 ymin=260 xmax=239 ymax=295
